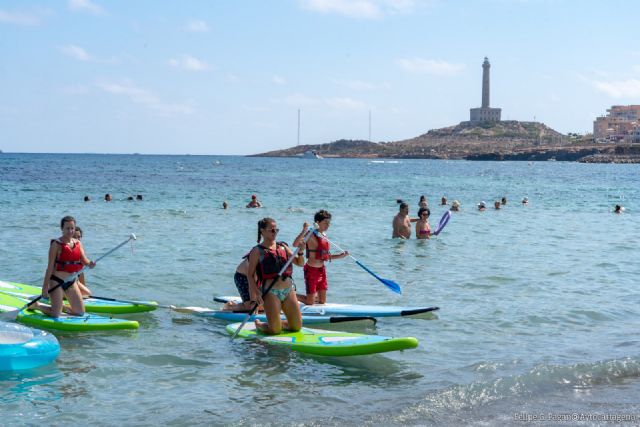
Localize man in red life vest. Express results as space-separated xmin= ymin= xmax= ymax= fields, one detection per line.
xmin=295 ymin=210 xmax=348 ymax=305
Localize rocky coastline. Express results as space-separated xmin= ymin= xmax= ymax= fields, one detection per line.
xmin=253 ymin=121 xmax=640 ymax=163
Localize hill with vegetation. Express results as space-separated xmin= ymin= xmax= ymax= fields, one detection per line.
xmin=253 ymin=120 xmax=637 ymax=162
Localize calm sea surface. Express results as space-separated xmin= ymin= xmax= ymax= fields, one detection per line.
xmin=1 ymin=153 xmax=639 ymax=426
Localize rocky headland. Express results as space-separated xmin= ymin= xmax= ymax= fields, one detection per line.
xmin=253 ymin=120 xmax=640 ymax=163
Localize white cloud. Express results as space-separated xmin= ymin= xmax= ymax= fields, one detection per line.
xmin=326 ymin=97 xmax=367 ymax=110
xmin=589 ymin=78 xmax=640 ymax=99
xmin=96 ymin=80 xmax=194 ymax=115
xmin=68 ymin=0 xmax=105 ymax=15
xmin=168 ymin=55 xmax=211 ymax=71
xmin=300 ymin=0 xmax=382 ymax=19
xmin=185 ymin=19 xmax=210 ymax=32
xmin=282 ymin=93 xmax=323 ymax=107
xmin=300 ymin=0 xmax=425 ymax=19
xmin=396 ymin=58 xmax=465 ymax=76
xmin=273 ymin=75 xmax=287 ymax=85
xmin=60 ymin=45 xmax=93 ymax=62
xmin=0 ymin=9 xmax=41 ymax=26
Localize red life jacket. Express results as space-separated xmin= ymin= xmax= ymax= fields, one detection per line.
xmin=306 ymin=232 xmax=330 ymax=261
xmin=53 ymin=239 xmax=84 ymax=273
xmin=255 ymin=243 xmax=292 ymax=284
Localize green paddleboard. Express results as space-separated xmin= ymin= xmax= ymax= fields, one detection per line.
xmin=226 ymin=322 xmax=418 ymax=356
xmin=0 ymin=280 xmax=156 ymax=314
xmin=0 ymin=291 xmax=139 ymax=331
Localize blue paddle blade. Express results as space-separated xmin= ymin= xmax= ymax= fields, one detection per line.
xmin=380 ymin=278 xmax=402 ymax=294
xmin=355 ymin=260 xmax=402 ymax=294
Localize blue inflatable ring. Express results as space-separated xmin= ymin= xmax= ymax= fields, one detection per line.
xmin=0 ymin=321 xmax=60 ymax=371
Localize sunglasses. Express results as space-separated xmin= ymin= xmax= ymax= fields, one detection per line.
xmin=266 ymin=228 xmax=279 ymax=233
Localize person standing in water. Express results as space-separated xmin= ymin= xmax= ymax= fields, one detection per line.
xmin=393 ymin=201 xmax=414 ymax=239
xmin=29 ymin=216 xmax=95 ymax=317
xmin=246 ymin=194 xmax=262 ymax=208
xmin=294 ymin=210 xmax=348 ymax=305
xmin=247 ymin=218 xmax=305 ymax=334
xmin=415 ymin=207 xmax=431 ymax=239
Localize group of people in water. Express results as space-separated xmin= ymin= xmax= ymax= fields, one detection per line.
xmin=83 ymin=194 xmax=143 ymax=202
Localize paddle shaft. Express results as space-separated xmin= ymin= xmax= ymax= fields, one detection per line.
xmin=231 ymin=227 xmax=315 ymax=340
xmin=6 ymin=234 xmax=136 ymax=316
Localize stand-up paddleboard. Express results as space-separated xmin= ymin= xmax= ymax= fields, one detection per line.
xmin=226 ymin=322 xmax=418 ymax=356
xmin=0 ymin=292 xmax=139 ymax=331
xmin=0 ymin=321 xmax=60 ymax=371
xmin=178 ymin=306 xmax=376 ymax=326
xmin=214 ymin=296 xmax=439 ymax=318
xmin=0 ymin=280 xmax=157 ymax=314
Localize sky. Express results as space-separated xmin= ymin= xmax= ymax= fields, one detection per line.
xmin=2 ymin=0 xmax=640 ymax=155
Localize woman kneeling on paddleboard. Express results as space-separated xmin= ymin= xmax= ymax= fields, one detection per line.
xmin=29 ymin=216 xmax=95 ymax=317
xmin=247 ymin=218 xmax=306 ymax=334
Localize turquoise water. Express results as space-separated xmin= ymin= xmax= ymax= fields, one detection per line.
xmin=1 ymin=153 xmax=639 ymax=426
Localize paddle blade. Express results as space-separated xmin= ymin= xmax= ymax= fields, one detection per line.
xmin=0 ymin=309 xmax=20 ymax=321
xmin=379 ymin=278 xmax=402 ymax=294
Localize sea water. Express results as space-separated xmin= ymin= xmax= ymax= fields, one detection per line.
xmin=1 ymin=153 xmax=639 ymax=426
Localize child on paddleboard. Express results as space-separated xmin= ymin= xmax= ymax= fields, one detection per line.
xmin=28 ymin=216 xmax=95 ymax=317
xmin=73 ymin=226 xmax=92 ymax=298
xmin=295 ymin=210 xmax=348 ymax=305
xmin=247 ymin=218 xmax=306 ymax=334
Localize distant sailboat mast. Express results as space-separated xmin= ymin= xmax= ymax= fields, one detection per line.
xmin=297 ymin=109 xmax=301 ymax=146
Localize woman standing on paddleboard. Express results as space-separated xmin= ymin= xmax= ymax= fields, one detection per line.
xmin=295 ymin=210 xmax=348 ymax=305
xmin=247 ymin=218 xmax=305 ymax=334
xmin=29 ymin=216 xmax=95 ymax=317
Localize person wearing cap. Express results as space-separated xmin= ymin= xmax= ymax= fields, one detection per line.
xmin=478 ymin=201 xmax=486 ymax=211
xmin=451 ymin=200 xmax=460 ymax=211
xmin=246 ymin=194 xmax=263 ymax=208
xmin=522 ymin=197 xmax=529 ymax=205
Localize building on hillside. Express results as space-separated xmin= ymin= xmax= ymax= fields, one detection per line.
xmin=593 ymin=105 xmax=640 ymax=143
xmin=469 ymin=57 xmax=501 ymax=123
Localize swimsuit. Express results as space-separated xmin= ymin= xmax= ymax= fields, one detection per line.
xmin=303 ymin=264 xmax=328 ymax=294
xmin=234 ymin=272 xmax=250 ymax=302
xmin=268 ymin=286 xmax=292 ymax=303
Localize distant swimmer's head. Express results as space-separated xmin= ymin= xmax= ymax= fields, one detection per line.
xmin=74 ymin=226 xmax=83 ymax=240
xmin=251 ymin=194 xmax=257 ymax=200
xmin=478 ymin=201 xmax=486 ymax=210
xmin=614 ymin=204 xmax=623 ymax=213
xmin=83 ymin=195 xmax=90 ymax=202
xmin=136 ymin=194 xmax=143 ymax=201
xmin=501 ymin=196 xmax=507 ymax=205
xmin=451 ymin=200 xmax=460 ymax=211
xmin=105 ymin=193 xmax=112 ymax=202
xmin=418 ymin=207 xmax=430 ymax=218
xmin=494 ymin=200 xmax=501 ymax=209
xmin=127 ymin=196 xmax=134 ymax=201
xmin=441 ymin=196 xmax=447 ymax=205
xmin=222 ymin=201 xmax=228 ymax=209
xmin=522 ymin=197 xmax=529 ymax=204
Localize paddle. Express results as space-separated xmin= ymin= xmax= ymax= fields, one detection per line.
xmin=230 ymin=226 xmax=316 ymax=340
xmin=318 ymin=234 xmax=402 ymax=294
xmin=0 ymin=233 xmax=136 ymax=321
xmin=432 ymin=210 xmax=452 ymax=236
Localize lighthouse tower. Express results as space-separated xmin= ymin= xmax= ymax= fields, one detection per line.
xmin=470 ymin=57 xmax=501 ymax=123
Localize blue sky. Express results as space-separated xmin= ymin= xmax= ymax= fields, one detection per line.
xmin=2 ymin=0 xmax=640 ymax=155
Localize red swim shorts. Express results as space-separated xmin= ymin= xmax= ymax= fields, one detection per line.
xmin=303 ymin=264 xmax=328 ymax=294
